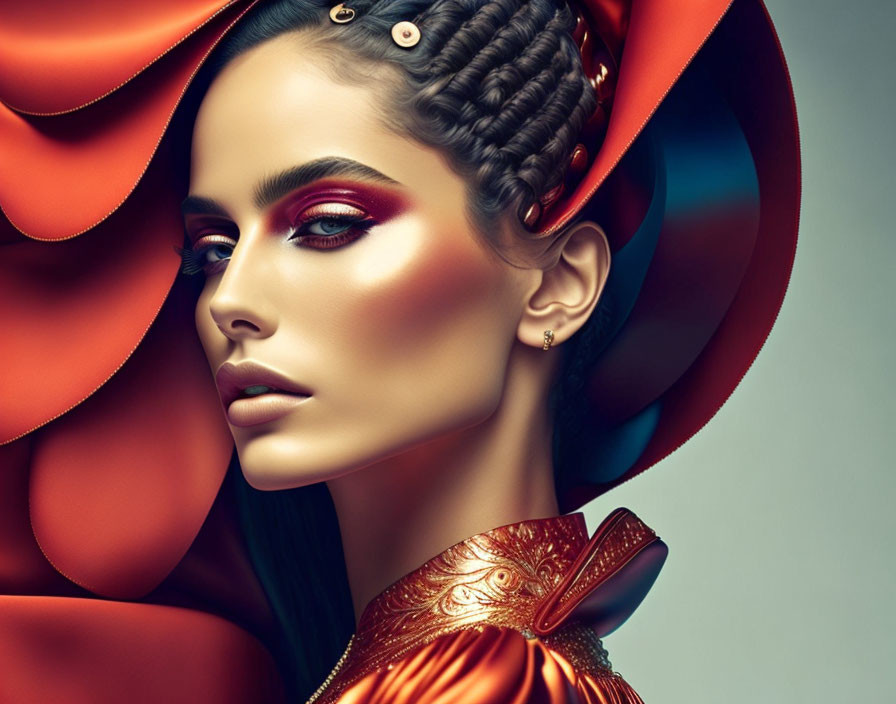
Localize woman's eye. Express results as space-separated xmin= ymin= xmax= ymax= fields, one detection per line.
xmin=204 ymin=243 xmax=233 ymax=262
xmin=180 ymin=234 xmax=236 ymax=276
xmin=306 ymin=217 xmax=355 ymax=236
xmin=290 ymin=203 xmax=374 ymax=250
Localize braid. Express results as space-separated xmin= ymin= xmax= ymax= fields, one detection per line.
xmin=401 ymin=0 xmax=597 ymax=230
xmin=208 ymin=0 xmax=597 ymax=242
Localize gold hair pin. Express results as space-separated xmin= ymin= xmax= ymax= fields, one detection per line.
xmin=391 ymin=20 xmax=421 ymax=48
xmin=329 ymin=3 xmax=356 ymax=23
xmin=329 ymin=3 xmax=420 ymax=49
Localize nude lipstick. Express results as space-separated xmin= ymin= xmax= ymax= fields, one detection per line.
xmin=215 ymin=361 xmax=311 ymax=427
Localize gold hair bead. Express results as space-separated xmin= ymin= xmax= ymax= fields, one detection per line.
xmin=589 ymin=63 xmax=611 ymax=101
xmin=568 ymin=143 xmax=588 ymax=173
xmin=329 ymin=3 xmax=356 ymax=23
xmin=522 ymin=202 xmax=541 ymax=229
xmin=543 ymin=329 xmax=555 ymax=351
xmin=540 ymin=183 xmax=564 ymax=209
xmin=391 ymin=21 xmax=421 ymax=48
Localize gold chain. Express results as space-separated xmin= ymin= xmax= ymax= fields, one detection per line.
xmin=305 ymin=635 xmax=355 ymax=704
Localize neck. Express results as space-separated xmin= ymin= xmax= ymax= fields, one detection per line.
xmin=327 ymin=344 xmax=560 ymax=623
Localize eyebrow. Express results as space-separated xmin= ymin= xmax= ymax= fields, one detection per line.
xmin=180 ymin=195 xmax=231 ymax=218
xmin=181 ymin=157 xmax=401 ymax=217
xmin=253 ymin=157 xmax=400 ymax=210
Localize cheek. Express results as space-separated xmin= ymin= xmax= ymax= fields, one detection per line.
xmin=348 ymin=224 xmax=508 ymax=344
xmin=194 ymin=282 xmax=223 ymax=363
xmin=324 ymin=220 xmax=520 ymax=426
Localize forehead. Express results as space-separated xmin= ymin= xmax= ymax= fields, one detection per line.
xmin=190 ymin=33 xmax=463 ymax=217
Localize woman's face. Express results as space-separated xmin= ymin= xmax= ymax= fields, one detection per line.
xmin=188 ymin=35 xmax=540 ymax=489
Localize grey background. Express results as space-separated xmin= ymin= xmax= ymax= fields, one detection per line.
xmin=582 ymin=1 xmax=895 ymax=701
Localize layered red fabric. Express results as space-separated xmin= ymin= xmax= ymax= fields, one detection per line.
xmin=0 ymin=1 xmax=281 ymax=700
xmin=0 ymin=0 xmax=796 ymax=701
xmin=0 ymin=2 xmax=264 ymax=602
xmin=0 ymin=596 xmax=284 ymax=704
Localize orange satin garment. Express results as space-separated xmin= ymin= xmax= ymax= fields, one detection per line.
xmin=311 ymin=511 xmax=664 ymax=704
xmin=338 ymin=627 xmax=643 ymax=704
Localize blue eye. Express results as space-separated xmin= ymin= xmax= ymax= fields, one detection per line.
xmin=179 ymin=234 xmax=236 ymax=276
xmin=205 ymin=243 xmax=233 ymax=262
xmin=289 ymin=209 xmax=374 ymax=250
xmin=306 ymin=217 xmax=355 ymax=236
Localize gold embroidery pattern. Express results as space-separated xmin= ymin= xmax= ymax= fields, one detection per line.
xmin=557 ymin=512 xmax=657 ymax=609
xmin=315 ymin=512 xmax=658 ymax=703
xmin=322 ymin=515 xmax=588 ymax=700
xmin=540 ymin=622 xmax=613 ymax=678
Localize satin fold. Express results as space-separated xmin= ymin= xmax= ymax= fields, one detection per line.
xmin=622 ymin=0 xmax=801 ymax=485
xmin=541 ymin=0 xmax=732 ymax=237
xmin=318 ymin=512 xmax=659 ymax=704
xmin=0 ymin=438 xmax=79 ymax=595
xmin=0 ymin=0 xmax=259 ymax=240
xmin=0 ymin=156 xmax=182 ymax=443
xmin=585 ymin=72 xmax=760 ymax=425
xmin=0 ymin=1 xmax=239 ymax=114
xmin=339 ymin=627 xmax=643 ymax=704
xmin=28 ymin=280 xmax=233 ymax=599
xmin=0 ymin=595 xmax=284 ymax=704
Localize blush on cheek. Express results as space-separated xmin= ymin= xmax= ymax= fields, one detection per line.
xmin=351 ymin=227 xmax=501 ymax=339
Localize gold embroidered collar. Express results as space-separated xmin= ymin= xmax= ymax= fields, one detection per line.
xmin=320 ymin=509 xmax=663 ymax=701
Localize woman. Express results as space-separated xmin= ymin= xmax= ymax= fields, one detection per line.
xmin=0 ymin=0 xmax=799 ymax=702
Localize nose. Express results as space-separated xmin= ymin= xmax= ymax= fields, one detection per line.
xmin=207 ymin=243 xmax=278 ymax=341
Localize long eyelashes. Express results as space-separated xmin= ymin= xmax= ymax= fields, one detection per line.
xmin=179 ymin=209 xmax=374 ymax=276
xmin=287 ymin=213 xmax=374 ymax=249
xmin=178 ymin=234 xmax=237 ymax=277
xmin=176 ymin=246 xmax=205 ymax=276
xmin=286 ymin=201 xmax=373 ymax=249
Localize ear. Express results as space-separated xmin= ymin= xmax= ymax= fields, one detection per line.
xmin=517 ymin=221 xmax=610 ymax=350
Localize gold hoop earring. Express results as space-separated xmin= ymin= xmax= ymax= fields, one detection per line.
xmin=542 ymin=330 xmax=554 ymax=351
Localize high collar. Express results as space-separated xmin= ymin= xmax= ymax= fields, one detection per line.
xmin=324 ymin=509 xmax=666 ymax=700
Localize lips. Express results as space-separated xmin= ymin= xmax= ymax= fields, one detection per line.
xmin=215 ymin=361 xmax=312 ymax=427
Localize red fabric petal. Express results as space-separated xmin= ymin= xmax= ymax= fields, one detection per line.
xmin=29 ymin=279 xmax=234 ymax=599
xmin=0 ymin=595 xmax=285 ymax=703
xmin=629 ymin=0 xmax=801 ymax=479
xmin=559 ymin=0 xmax=802 ymax=510
xmin=587 ymin=203 xmax=760 ymax=424
xmin=0 ymin=438 xmax=79 ymax=595
xmin=0 ymin=1 xmax=239 ymax=114
xmin=0 ymin=158 xmax=181 ymax=444
xmin=0 ymin=208 xmax=23 ymax=243
xmin=0 ymin=0 xmax=259 ymax=240
xmin=542 ymin=0 xmax=732 ymax=239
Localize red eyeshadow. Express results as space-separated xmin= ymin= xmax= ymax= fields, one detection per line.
xmin=183 ymin=214 xmax=238 ymax=244
xmin=268 ymin=179 xmax=410 ymax=233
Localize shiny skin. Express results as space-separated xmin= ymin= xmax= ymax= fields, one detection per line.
xmin=190 ymin=35 xmax=545 ymax=490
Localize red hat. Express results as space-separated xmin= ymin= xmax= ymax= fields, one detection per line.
xmin=0 ymin=0 xmax=798 ymax=597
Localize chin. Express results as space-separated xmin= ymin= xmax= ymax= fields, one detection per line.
xmin=232 ymin=429 xmax=399 ymax=491
xmin=234 ymin=432 xmax=344 ymax=491
xmin=232 ymin=399 xmax=500 ymax=492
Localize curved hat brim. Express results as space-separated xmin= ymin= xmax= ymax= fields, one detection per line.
xmin=559 ymin=0 xmax=800 ymax=510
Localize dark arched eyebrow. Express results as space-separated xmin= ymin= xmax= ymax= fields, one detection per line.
xmin=253 ymin=157 xmax=400 ymax=209
xmin=181 ymin=156 xmax=401 ymax=217
xmin=180 ymin=195 xmax=230 ymax=218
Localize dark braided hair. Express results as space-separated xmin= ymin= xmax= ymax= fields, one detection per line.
xmin=189 ymin=0 xmax=606 ymax=698
xmin=208 ymin=0 xmax=596 ymax=251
